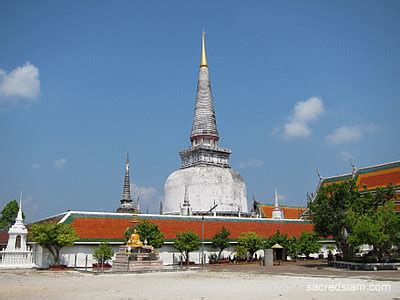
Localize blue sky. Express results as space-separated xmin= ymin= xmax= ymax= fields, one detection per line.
xmin=1 ymin=1 xmax=399 ymax=222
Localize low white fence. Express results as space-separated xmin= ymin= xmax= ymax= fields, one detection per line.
xmin=0 ymin=249 xmax=34 ymax=268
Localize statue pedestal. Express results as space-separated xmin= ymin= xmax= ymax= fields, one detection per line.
xmin=112 ymin=245 xmax=163 ymax=272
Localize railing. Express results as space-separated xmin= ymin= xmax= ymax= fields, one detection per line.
xmin=0 ymin=249 xmax=34 ymax=266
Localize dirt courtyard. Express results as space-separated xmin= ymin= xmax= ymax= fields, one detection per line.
xmin=0 ymin=267 xmax=399 ymax=300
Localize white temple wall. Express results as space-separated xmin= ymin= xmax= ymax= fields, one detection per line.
xmin=33 ymin=241 xmax=329 ymax=268
xmin=33 ymin=243 xmax=252 ymax=267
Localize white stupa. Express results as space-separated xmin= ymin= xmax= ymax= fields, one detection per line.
xmin=0 ymin=193 xmax=35 ymax=269
xmin=272 ymin=189 xmax=284 ymax=220
xmin=163 ymin=31 xmax=248 ymax=216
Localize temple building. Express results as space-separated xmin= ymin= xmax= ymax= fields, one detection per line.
xmin=163 ymin=31 xmax=248 ymax=216
xmin=116 ymin=154 xmax=139 ymax=214
xmin=28 ymin=210 xmax=315 ymax=267
xmin=302 ymin=160 xmax=400 ymax=218
xmin=253 ymin=191 xmax=307 ymax=219
xmin=3 ymin=32 xmax=341 ymax=269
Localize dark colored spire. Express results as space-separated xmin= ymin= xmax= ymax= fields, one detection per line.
xmin=121 ymin=153 xmax=132 ymax=205
xmin=116 ymin=153 xmax=139 ymax=214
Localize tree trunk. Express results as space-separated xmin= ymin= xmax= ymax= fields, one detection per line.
xmin=186 ymin=252 xmax=189 ymax=266
xmin=54 ymin=247 xmax=60 ymax=266
xmin=218 ymin=249 xmax=223 ymax=260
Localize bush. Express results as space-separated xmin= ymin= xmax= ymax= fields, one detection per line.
xmin=93 ymin=242 xmax=114 ymax=265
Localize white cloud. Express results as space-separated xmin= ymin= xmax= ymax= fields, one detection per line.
xmin=0 ymin=62 xmax=40 ymax=104
xmin=54 ymin=158 xmax=67 ymax=169
xmin=282 ymin=96 xmax=325 ymax=139
xmin=327 ymin=124 xmax=376 ymax=145
xmin=130 ymin=183 xmax=163 ymax=213
xmin=283 ymin=122 xmax=311 ymax=138
xmin=239 ymin=159 xmax=264 ymax=169
xmin=131 ymin=183 xmax=158 ymax=200
xmin=291 ymin=96 xmax=325 ymax=123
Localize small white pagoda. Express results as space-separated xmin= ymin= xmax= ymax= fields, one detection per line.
xmin=0 ymin=197 xmax=35 ymax=269
xmin=272 ymin=189 xmax=284 ymax=220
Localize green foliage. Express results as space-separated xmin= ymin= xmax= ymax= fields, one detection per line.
xmin=174 ymin=231 xmax=201 ymax=263
xmin=308 ymin=179 xmax=358 ymax=258
xmin=30 ymin=223 xmax=79 ymax=265
xmin=125 ymin=220 xmax=164 ymax=248
xmin=298 ymin=232 xmax=321 ymax=258
xmin=264 ymin=231 xmax=289 ymax=249
xmin=93 ymin=242 xmax=114 ymax=264
xmin=286 ymin=236 xmax=300 ymax=260
xmin=347 ymin=200 xmax=400 ymax=260
xmin=0 ymin=200 xmax=24 ymax=229
xmin=237 ymin=232 xmax=264 ymax=259
xmin=234 ymin=245 xmax=248 ymax=261
xmin=211 ymin=227 xmax=230 ymax=259
xmin=308 ymin=180 xmax=397 ymax=260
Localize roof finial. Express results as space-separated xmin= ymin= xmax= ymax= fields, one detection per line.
xmin=16 ymin=189 xmax=23 ymax=222
xmin=316 ymin=168 xmax=323 ymax=181
xmin=19 ymin=189 xmax=23 ymax=211
xmin=350 ymin=158 xmax=357 ymax=175
xmin=200 ymin=30 xmax=208 ymax=68
xmin=274 ymin=189 xmax=279 ymax=208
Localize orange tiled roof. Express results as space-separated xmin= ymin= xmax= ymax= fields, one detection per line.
xmin=55 ymin=212 xmax=315 ymax=242
xmin=259 ymin=205 xmax=306 ymax=219
xmin=321 ymin=161 xmax=400 ymax=191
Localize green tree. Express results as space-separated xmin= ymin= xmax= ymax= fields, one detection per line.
xmin=347 ymin=200 xmax=400 ymax=260
xmin=30 ymin=223 xmax=79 ymax=266
xmin=298 ymin=232 xmax=321 ymax=258
xmin=125 ymin=220 xmax=164 ymax=248
xmin=0 ymin=200 xmax=24 ymax=229
xmin=174 ymin=231 xmax=201 ymax=264
xmin=93 ymin=242 xmax=114 ymax=265
xmin=309 ymin=180 xmax=397 ymax=260
xmin=234 ymin=245 xmax=248 ymax=261
xmin=237 ymin=232 xmax=264 ymax=260
xmin=308 ymin=179 xmax=362 ymax=259
xmin=286 ymin=236 xmax=300 ymax=260
xmin=264 ymin=231 xmax=289 ymax=249
xmin=211 ymin=227 xmax=230 ymax=260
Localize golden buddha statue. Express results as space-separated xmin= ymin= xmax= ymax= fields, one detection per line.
xmin=127 ymin=229 xmax=143 ymax=248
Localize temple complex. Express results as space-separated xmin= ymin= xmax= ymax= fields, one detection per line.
xmin=163 ymin=31 xmax=248 ymax=216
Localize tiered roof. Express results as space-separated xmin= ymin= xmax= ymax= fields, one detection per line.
xmin=30 ymin=211 xmax=314 ymax=244
xmin=321 ymin=161 xmax=400 ymax=190
xmin=313 ymin=161 xmax=400 ymax=214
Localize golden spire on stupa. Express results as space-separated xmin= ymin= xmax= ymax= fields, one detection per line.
xmin=200 ymin=29 xmax=208 ymax=68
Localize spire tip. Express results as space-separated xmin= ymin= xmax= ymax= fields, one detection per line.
xmin=200 ymin=30 xmax=208 ymax=68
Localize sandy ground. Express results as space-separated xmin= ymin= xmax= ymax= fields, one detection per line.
xmin=0 ymin=269 xmax=399 ymax=300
